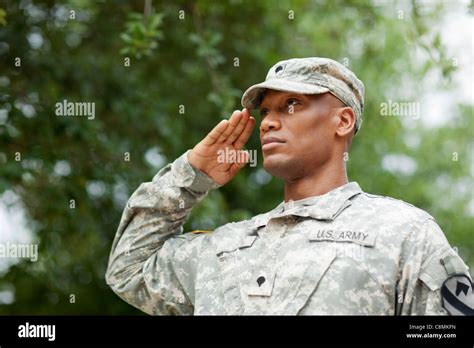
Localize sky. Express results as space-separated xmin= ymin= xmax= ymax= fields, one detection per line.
xmin=418 ymin=1 xmax=473 ymax=128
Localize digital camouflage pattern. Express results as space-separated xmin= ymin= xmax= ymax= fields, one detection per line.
xmin=106 ymin=152 xmax=472 ymax=315
xmin=241 ymin=57 xmax=365 ymax=131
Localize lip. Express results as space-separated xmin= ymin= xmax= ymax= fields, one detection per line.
xmin=262 ymin=142 xmax=284 ymax=151
xmin=261 ymin=136 xmax=285 ymax=151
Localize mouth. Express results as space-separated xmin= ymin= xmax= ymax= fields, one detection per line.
xmin=261 ymin=137 xmax=285 ymax=151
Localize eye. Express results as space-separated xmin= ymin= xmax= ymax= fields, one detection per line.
xmin=285 ymin=98 xmax=300 ymax=113
xmin=260 ymin=107 xmax=269 ymax=118
xmin=286 ymin=98 xmax=299 ymax=107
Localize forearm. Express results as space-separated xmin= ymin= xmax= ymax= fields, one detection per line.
xmin=105 ymin=150 xmax=219 ymax=313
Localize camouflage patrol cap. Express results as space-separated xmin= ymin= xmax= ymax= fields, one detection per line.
xmin=241 ymin=57 xmax=365 ymax=131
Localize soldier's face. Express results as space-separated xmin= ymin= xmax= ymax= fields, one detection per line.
xmin=259 ymin=90 xmax=345 ymax=180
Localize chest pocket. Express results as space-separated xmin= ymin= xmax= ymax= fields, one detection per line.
xmin=214 ymin=234 xmax=257 ymax=315
xmin=306 ymin=229 xmax=395 ymax=314
xmin=268 ymin=245 xmax=337 ymax=315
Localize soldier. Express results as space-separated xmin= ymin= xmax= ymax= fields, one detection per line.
xmin=106 ymin=57 xmax=473 ymax=315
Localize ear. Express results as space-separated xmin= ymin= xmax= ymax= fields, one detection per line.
xmin=335 ymin=107 xmax=356 ymax=137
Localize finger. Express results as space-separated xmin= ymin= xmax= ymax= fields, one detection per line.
xmin=226 ymin=110 xmax=249 ymax=144
xmin=228 ymin=151 xmax=249 ymax=176
xmin=202 ymin=120 xmax=229 ymax=146
xmin=233 ymin=116 xmax=255 ymax=149
xmin=217 ymin=110 xmax=242 ymax=143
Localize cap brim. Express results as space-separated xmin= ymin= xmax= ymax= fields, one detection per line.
xmin=241 ymin=79 xmax=330 ymax=109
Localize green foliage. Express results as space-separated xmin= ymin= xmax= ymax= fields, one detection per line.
xmin=0 ymin=8 xmax=6 ymax=26
xmin=120 ymin=10 xmax=164 ymax=58
xmin=0 ymin=0 xmax=472 ymax=314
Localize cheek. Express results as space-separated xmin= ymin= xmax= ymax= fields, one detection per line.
xmin=289 ymin=121 xmax=334 ymax=158
xmin=288 ymin=118 xmax=326 ymax=144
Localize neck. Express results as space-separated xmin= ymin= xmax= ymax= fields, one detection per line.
xmin=283 ymin=160 xmax=348 ymax=202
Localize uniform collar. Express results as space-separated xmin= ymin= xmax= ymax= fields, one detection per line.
xmin=249 ymin=182 xmax=363 ymax=231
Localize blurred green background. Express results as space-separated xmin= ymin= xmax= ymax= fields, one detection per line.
xmin=0 ymin=0 xmax=472 ymax=314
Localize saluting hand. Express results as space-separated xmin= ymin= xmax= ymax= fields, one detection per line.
xmin=188 ymin=108 xmax=255 ymax=185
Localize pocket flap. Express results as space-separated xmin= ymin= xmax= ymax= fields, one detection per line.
xmin=215 ymin=234 xmax=257 ymax=256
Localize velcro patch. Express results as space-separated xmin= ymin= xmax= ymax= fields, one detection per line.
xmin=441 ymin=274 xmax=474 ymax=316
xmin=243 ymin=267 xmax=276 ymax=297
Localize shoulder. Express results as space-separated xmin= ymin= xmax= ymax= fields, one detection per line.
xmin=352 ymin=190 xmax=435 ymax=224
xmin=346 ymin=190 xmax=447 ymax=245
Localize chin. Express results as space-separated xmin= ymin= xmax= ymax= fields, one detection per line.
xmin=263 ymin=155 xmax=295 ymax=179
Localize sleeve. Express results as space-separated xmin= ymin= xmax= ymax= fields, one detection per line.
xmin=105 ymin=151 xmax=220 ymax=315
xmin=396 ymin=218 xmax=473 ymax=315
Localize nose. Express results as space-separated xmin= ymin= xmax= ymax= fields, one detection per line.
xmin=260 ymin=111 xmax=281 ymax=134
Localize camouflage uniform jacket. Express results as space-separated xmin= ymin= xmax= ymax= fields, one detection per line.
xmin=106 ymin=152 xmax=472 ymax=315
